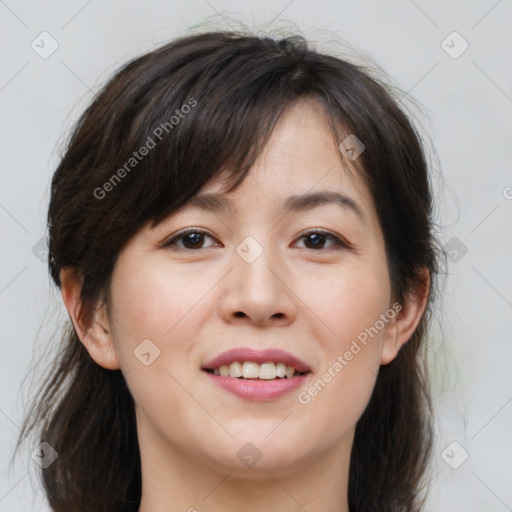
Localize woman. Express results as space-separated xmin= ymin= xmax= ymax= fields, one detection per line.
xmin=15 ymin=29 xmax=445 ymax=511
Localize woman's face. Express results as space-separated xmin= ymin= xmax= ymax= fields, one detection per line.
xmin=100 ymin=100 xmax=403 ymax=475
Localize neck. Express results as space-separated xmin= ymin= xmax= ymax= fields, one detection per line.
xmin=136 ymin=422 xmax=353 ymax=512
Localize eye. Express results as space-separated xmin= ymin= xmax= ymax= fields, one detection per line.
xmin=161 ymin=228 xmax=353 ymax=252
xmin=294 ymin=230 xmax=351 ymax=251
xmin=162 ymin=228 xmax=220 ymax=251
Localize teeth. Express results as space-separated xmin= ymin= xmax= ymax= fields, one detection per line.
xmin=243 ymin=361 xmax=259 ymax=379
xmin=209 ymin=361 xmax=302 ymax=379
xmin=275 ymin=362 xmax=287 ymax=378
xmin=229 ymin=361 xmax=242 ymax=378
xmin=259 ymin=362 xmax=276 ymax=380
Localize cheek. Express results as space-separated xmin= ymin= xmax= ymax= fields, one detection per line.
xmin=109 ymin=257 xmax=210 ymax=342
xmin=302 ymin=260 xmax=390 ymax=347
xmin=298 ymin=324 xmax=383 ymax=440
xmin=295 ymin=264 xmax=388 ymax=423
xmin=307 ymin=358 xmax=379 ymax=435
xmin=109 ymin=257 xmax=220 ymax=400
xmin=108 ymin=260 xmax=210 ymax=441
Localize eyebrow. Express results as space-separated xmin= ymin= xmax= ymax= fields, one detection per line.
xmin=188 ymin=190 xmax=367 ymax=225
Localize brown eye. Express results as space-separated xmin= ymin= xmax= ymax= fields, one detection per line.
xmin=295 ymin=230 xmax=350 ymax=251
xmin=162 ymin=229 xmax=351 ymax=253
xmin=163 ymin=229 xmax=219 ymax=251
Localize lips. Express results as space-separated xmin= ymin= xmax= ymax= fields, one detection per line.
xmin=201 ymin=347 xmax=312 ymax=374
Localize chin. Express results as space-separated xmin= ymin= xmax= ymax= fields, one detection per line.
xmin=202 ymin=433 xmax=309 ymax=473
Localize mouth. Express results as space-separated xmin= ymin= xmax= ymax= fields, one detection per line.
xmin=201 ymin=357 xmax=313 ymax=401
xmin=202 ymin=361 xmax=312 ymax=380
xmin=201 ymin=348 xmax=313 ymax=382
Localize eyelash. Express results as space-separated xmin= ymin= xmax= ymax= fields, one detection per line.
xmin=161 ymin=228 xmax=353 ymax=252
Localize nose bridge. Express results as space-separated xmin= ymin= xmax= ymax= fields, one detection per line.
xmin=234 ymin=233 xmax=283 ymax=295
xmin=219 ymin=233 xmax=296 ymax=324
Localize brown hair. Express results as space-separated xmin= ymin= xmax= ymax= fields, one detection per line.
xmin=13 ymin=29 xmax=446 ymax=511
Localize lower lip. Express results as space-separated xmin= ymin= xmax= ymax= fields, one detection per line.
xmin=203 ymin=371 xmax=310 ymax=401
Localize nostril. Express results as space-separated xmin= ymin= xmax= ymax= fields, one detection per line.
xmin=234 ymin=312 xmax=245 ymax=318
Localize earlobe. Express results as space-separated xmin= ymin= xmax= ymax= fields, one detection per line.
xmin=380 ymin=268 xmax=430 ymax=366
xmin=59 ymin=267 xmax=120 ymax=370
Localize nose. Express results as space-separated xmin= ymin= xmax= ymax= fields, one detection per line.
xmin=218 ymin=239 xmax=298 ymax=327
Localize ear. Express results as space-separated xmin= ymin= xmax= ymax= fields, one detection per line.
xmin=60 ymin=267 xmax=120 ymax=370
xmin=380 ymin=267 xmax=430 ymax=365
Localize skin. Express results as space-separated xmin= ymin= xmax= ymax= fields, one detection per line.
xmin=60 ymin=99 xmax=429 ymax=512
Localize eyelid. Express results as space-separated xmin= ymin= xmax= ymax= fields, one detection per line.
xmin=160 ymin=227 xmax=219 ymax=249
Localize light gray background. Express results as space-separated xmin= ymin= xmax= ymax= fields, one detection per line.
xmin=1 ymin=1 xmax=511 ymax=511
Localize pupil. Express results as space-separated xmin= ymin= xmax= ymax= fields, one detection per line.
xmin=184 ymin=233 xmax=202 ymax=248
xmin=307 ymin=234 xmax=324 ymax=249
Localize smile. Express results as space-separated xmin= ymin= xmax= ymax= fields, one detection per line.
xmin=204 ymin=361 xmax=310 ymax=380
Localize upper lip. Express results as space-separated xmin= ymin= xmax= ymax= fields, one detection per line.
xmin=202 ymin=348 xmax=312 ymax=373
